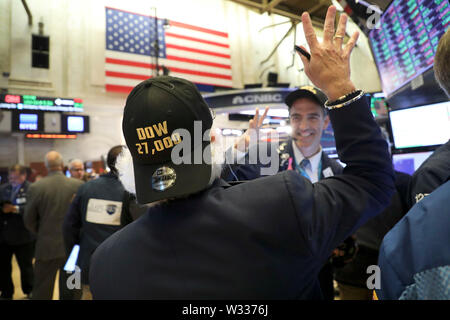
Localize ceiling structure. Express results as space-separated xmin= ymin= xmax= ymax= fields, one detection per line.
xmin=228 ymin=0 xmax=331 ymax=27
xmin=227 ymin=0 xmax=392 ymax=26
xmin=227 ymin=0 xmax=392 ymax=72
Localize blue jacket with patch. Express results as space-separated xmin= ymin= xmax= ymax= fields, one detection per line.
xmin=63 ymin=172 xmax=129 ymax=284
xmin=377 ymin=180 xmax=450 ymax=299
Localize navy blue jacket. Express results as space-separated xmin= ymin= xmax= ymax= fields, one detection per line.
xmin=63 ymin=172 xmax=128 ymax=284
xmin=406 ymin=140 xmax=450 ymax=209
xmin=377 ymin=180 xmax=450 ymax=299
xmin=0 ymin=180 xmax=35 ymax=245
xmin=89 ymin=96 xmax=395 ymax=299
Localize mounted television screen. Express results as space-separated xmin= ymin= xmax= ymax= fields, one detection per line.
xmin=389 ymin=100 xmax=450 ymax=149
xmin=20 ymin=114 xmax=38 ymax=130
xmin=369 ymin=0 xmax=450 ymax=97
xmin=367 ymin=92 xmax=389 ymax=117
xmin=392 ymin=151 xmax=433 ymax=175
xmin=61 ymin=114 xmax=90 ymax=133
xmin=12 ymin=111 xmax=43 ymax=132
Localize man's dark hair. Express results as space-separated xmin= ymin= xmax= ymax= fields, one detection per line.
xmin=434 ymin=28 xmax=450 ymax=97
xmin=107 ymin=145 xmax=125 ymax=175
xmin=9 ymin=164 xmax=27 ymax=175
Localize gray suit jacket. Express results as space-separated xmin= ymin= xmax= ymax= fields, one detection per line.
xmin=24 ymin=171 xmax=83 ymax=261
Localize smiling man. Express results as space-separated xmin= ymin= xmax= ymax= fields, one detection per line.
xmin=284 ymin=86 xmax=339 ymax=183
xmin=222 ymin=86 xmax=342 ymax=185
xmin=221 ymin=86 xmax=344 ymax=300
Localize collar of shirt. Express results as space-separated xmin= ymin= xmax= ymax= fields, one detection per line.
xmin=291 ymin=141 xmax=322 ymax=183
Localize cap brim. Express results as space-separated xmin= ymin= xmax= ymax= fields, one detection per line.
xmin=285 ymin=90 xmax=324 ymax=107
xmin=132 ymin=141 xmax=212 ymax=204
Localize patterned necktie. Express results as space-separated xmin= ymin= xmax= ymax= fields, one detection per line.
xmin=298 ymin=158 xmax=311 ymax=179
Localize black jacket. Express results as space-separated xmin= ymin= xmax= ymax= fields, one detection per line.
xmin=89 ymin=96 xmax=395 ymax=299
xmin=334 ymin=170 xmax=412 ymax=288
xmin=0 ymin=180 xmax=35 ymax=245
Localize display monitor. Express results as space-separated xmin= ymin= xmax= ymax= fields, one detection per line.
xmin=392 ymin=151 xmax=433 ymax=175
xmin=389 ymin=100 xmax=450 ymax=149
xmin=19 ymin=114 xmax=38 ymax=130
xmin=12 ymin=111 xmax=43 ymax=132
xmin=369 ymin=0 xmax=450 ymax=96
xmin=367 ymin=92 xmax=389 ymax=117
xmin=61 ymin=114 xmax=90 ymax=133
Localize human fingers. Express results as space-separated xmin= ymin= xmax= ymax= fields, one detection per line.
xmin=343 ymin=30 xmax=360 ymax=59
xmin=323 ymin=5 xmax=337 ymax=45
xmin=249 ymin=118 xmax=255 ymax=130
xmin=301 ymin=12 xmax=319 ymax=52
xmin=334 ymin=13 xmax=348 ymax=49
xmin=253 ymin=108 xmax=260 ymax=128
xmin=258 ymin=107 xmax=269 ymax=127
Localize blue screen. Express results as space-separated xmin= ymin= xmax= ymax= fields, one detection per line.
xmin=393 ymin=151 xmax=433 ymax=175
xmin=19 ymin=114 xmax=38 ymax=130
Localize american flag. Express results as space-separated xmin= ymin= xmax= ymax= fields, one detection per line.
xmin=105 ymin=7 xmax=233 ymax=93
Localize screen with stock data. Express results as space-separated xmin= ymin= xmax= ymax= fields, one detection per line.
xmin=369 ymin=0 xmax=450 ymax=96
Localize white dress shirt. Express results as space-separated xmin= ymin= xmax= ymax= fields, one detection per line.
xmin=292 ymin=141 xmax=323 ymax=183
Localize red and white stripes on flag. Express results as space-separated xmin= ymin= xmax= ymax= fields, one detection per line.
xmin=105 ymin=7 xmax=233 ymax=93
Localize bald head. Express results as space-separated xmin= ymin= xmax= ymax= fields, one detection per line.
xmin=434 ymin=28 xmax=450 ymax=97
xmin=45 ymin=151 xmax=64 ymax=172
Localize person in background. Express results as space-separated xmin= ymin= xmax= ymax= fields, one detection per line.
xmin=0 ymin=164 xmax=35 ymax=300
xmin=89 ymin=6 xmax=395 ymax=299
xmin=222 ymin=86 xmax=344 ymax=300
xmin=63 ymin=145 xmax=133 ymax=300
xmin=24 ymin=151 xmax=83 ymax=300
xmin=68 ymin=159 xmax=85 ymax=180
xmin=376 ymin=28 xmax=450 ymax=300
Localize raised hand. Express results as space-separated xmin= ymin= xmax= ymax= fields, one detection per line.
xmin=234 ymin=106 xmax=269 ymax=152
xmin=297 ymin=5 xmax=359 ymax=101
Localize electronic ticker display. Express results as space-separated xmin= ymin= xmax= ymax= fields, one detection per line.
xmin=369 ymin=0 xmax=450 ymax=96
xmin=0 ymin=94 xmax=84 ymax=112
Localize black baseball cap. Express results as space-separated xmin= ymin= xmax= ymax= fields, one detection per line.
xmin=285 ymin=85 xmax=327 ymax=108
xmin=122 ymin=76 xmax=213 ymax=204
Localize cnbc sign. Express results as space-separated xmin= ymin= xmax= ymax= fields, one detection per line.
xmin=203 ymin=88 xmax=294 ymax=109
